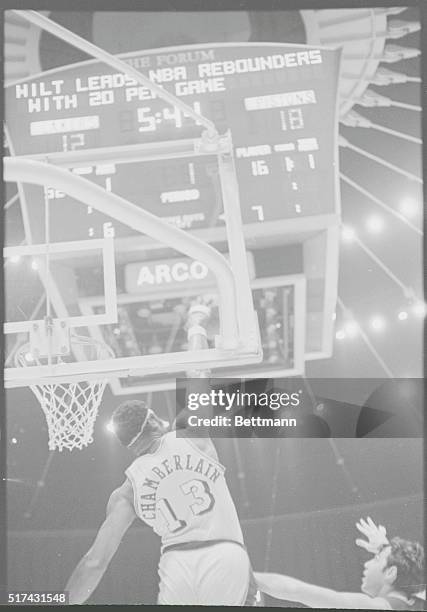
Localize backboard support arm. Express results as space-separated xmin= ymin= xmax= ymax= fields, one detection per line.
xmin=4 ymin=155 xmax=261 ymax=387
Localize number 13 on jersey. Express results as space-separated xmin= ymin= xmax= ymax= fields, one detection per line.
xmin=156 ymin=478 xmax=215 ymax=533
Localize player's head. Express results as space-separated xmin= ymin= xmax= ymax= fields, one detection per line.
xmin=361 ymin=537 xmax=424 ymax=599
xmin=111 ymin=399 xmax=170 ymax=454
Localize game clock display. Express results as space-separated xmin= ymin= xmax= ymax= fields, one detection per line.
xmin=5 ymin=43 xmax=341 ymax=242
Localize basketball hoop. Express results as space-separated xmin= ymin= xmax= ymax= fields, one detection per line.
xmin=15 ymin=334 xmax=115 ymax=452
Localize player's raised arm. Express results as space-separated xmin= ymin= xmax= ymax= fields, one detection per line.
xmin=254 ymin=572 xmax=391 ymax=610
xmin=185 ymin=301 xmax=212 ymax=375
xmin=65 ymin=481 xmax=136 ymax=604
xmin=174 ymin=302 xmax=212 ymax=423
xmin=173 ymin=300 xmax=220 ymax=457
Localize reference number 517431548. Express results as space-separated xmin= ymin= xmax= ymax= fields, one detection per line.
xmin=7 ymin=592 xmax=68 ymax=605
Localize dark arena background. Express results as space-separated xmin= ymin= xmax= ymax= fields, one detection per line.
xmin=3 ymin=4 xmax=424 ymax=608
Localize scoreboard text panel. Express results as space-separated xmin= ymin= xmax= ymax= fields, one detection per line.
xmin=6 ymin=43 xmax=341 ymax=242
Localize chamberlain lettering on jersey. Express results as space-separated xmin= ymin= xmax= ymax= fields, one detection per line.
xmin=133 ymin=450 xmax=223 ymax=522
xmin=125 ymin=431 xmax=244 ymax=547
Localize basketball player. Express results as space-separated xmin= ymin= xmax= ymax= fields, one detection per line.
xmin=255 ymin=517 xmax=425 ymax=610
xmin=65 ymin=302 xmax=258 ymax=605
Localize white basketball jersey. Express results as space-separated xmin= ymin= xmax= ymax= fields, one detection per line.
xmin=125 ymin=431 xmax=244 ymax=549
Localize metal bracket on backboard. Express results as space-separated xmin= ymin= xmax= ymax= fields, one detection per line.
xmin=29 ymin=318 xmax=70 ymax=358
xmin=196 ymin=131 xmax=233 ymax=156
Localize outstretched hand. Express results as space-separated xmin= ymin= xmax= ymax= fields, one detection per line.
xmin=185 ymin=295 xmax=216 ymax=328
xmin=186 ymin=302 xmax=212 ymax=329
xmin=355 ymin=516 xmax=389 ymax=554
xmin=184 ymin=297 xmax=213 ymax=379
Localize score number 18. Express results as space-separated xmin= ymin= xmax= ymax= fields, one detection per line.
xmin=280 ymin=108 xmax=304 ymax=131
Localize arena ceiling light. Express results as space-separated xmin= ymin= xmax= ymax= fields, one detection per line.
xmin=370 ymin=316 xmax=386 ymax=331
xmin=399 ymin=196 xmax=420 ymax=218
xmin=365 ymin=215 xmax=384 ymax=234
xmin=412 ymin=302 xmax=427 ymax=317
xmin=344 ymin=321 xmax=359 ymax=338
xmin=105 ymin=421 xmax=116 ymax=434
xmin=341 ymin=226 xmax=356 ymax=242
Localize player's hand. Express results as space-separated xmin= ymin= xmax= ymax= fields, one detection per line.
xmin=186 ymin=297 xmax=213 ymax=328
xmin=355 ymin=516 xmax=389 ymax=553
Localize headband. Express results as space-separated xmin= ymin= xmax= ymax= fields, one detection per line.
xmin=126 ymin=408 xmax=153 ymax=448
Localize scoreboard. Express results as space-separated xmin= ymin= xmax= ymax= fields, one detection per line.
xmin=5 ymin=43 xmax=341 ymax=243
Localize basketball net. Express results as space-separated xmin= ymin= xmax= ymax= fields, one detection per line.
xmin=12 ymin=184 xmax=115 ymax=451
xmin=15 ymin=335 xmax=114 ymax=452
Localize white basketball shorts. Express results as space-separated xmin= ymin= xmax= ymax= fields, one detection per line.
xmin=157 ymin=541 xmax=251 ymax=605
